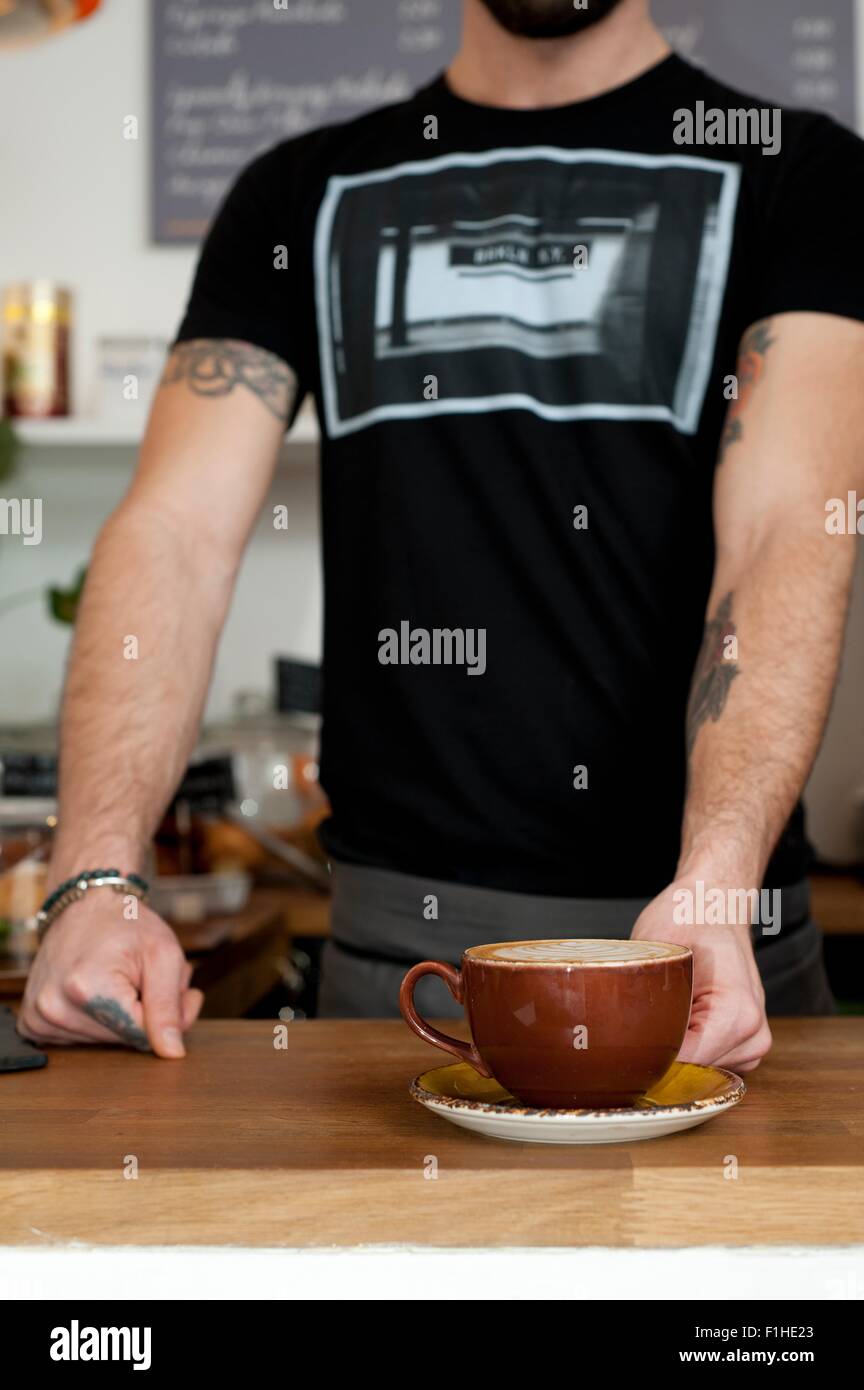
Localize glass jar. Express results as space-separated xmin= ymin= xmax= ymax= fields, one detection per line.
xmin=0 ymin=799 xmax=57 ymax=961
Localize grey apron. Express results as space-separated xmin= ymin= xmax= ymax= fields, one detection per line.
xmin=317 ymin=860 xmax=835 ymax=1019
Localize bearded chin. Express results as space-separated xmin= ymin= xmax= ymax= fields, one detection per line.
xmin=477 ymin=0 xmax=627 ymax=40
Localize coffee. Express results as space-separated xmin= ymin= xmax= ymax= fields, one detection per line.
xmin=468 ymin=939 xmax=685 ymax=963
xmin=400 ymin=937 xmax=693 ymax=1109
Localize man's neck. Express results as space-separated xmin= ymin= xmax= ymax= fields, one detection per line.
xmin=447 ymin=0 xmax=671 ymax=110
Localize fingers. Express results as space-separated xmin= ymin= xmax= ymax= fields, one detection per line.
xmin=182 ymin=987 xmax=204 ymax=1030
xmin=18 ymin=903 xmax=203 ymax=1055
xmin=141 ymin=946 xmax=189 ymax=1058
xmin=20 ymin=977 xmax=144 ymax=1048
xmin=677 ymin=1029 xmax=716 ymax=1068
xmin=17 ymin=1013 xmax=79 ymax=1047
xmin=678 ymin=1003 xmax=772 ymax=1073
xmin=714 ymin=1021 xmax=773 ymax=1073
xmin=79 ymin=991 xmax=151 ymax=1051
xmin=19 ymin=980 xmax=204 ymax=1052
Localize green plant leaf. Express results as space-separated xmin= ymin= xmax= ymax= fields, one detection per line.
xmin=0 ymin=417 xmax=20 ymax=482
xmin=48 ymin=566 xmax=87 ymax=625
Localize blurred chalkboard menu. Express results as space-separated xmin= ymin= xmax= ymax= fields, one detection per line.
xmin=151 ymin=0 xmax=461 ymax=243
xmin=151 ymin=0 xmax=858 ymax=245
xmin=653 ymin=0 xmax=856 ymax=126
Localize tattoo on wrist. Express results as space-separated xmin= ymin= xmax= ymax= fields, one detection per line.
xmin=161 ymin=339 xmax=297 ymax=422
xmin=686 ymin=591 xmax=740 ymax=756
xmin=718 ymin=318 xmax=775 ymax=464
xmin=84 ymin=996 xmax=151 ymax=1052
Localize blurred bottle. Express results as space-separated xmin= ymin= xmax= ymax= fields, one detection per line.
xmin=2 ymin=281 xmax=71 ymax=417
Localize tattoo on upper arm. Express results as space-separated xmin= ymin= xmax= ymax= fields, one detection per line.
xmin=84 ymin=996 xmax=151 ymax=1052
xmin=718 ymin=319 xmax=775 ymax=464
xmin=686 ymin=591 xmax=740 ymax=756
xmin=161 ymin=339 xmax=297 ymax=422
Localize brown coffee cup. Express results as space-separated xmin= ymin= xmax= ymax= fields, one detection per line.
xmin=400 ymin=938 xmax=693 ymax=1108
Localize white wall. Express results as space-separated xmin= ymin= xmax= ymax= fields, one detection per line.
xmin=0 ymin=0 xmax=322 ymax=726
xmin=1 ymin=0 xmax=862 ymax=860
xmin=0 ymin=447 xmax=321 ymax=726
xmin=3 ymin=1 xmax=191 ymax=415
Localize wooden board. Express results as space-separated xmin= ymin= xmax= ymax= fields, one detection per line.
xmin=1 ymin=1018 xmax=862 ymax=1248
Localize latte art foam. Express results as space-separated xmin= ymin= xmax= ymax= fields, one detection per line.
xmin=467 ymin=939 xmax=689 ymax=965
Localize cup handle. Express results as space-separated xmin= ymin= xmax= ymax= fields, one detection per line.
xmin=399 ymin=960 xmax=493 ymax=1077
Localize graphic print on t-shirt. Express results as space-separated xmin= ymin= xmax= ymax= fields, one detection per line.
xmin=314 ymin=147 xmax=740 ymax=439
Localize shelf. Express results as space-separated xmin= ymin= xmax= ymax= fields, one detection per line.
xmin=15 ymin=418 xmax=145 ymax=446
xmin=13 ymin=411 xmax=320 ymax=451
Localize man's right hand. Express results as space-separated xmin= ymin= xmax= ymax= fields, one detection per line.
xmin=16 ymin=339 xmax=292 ymax=1059
xmin=18 ymin=897 xmax=203 ymax=1057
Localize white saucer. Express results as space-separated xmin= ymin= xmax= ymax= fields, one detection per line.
xmin=410 ymin=1060 xmax=745 ymax=1145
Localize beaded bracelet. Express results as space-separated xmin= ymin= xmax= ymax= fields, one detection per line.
xmin=36 ymin=869 xmax=150 ymax=939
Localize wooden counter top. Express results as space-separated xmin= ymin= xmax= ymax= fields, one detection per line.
xmin=1 ymin=1018 xmax=862 ymax=1248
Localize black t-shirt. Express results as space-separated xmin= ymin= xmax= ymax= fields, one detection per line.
xmin=176 ymin=53 xmax=864 ymax=898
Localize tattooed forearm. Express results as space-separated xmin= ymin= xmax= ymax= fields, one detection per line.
xmin=84 ymin=996 xmax=151 ymax=1052
xmin=686 ymin=591 xmax=740 ymax=757
xmin=718 ymin=319 xmax=775 ymax=464
xmin=161 ymin=339 xmax=296 ymax=422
